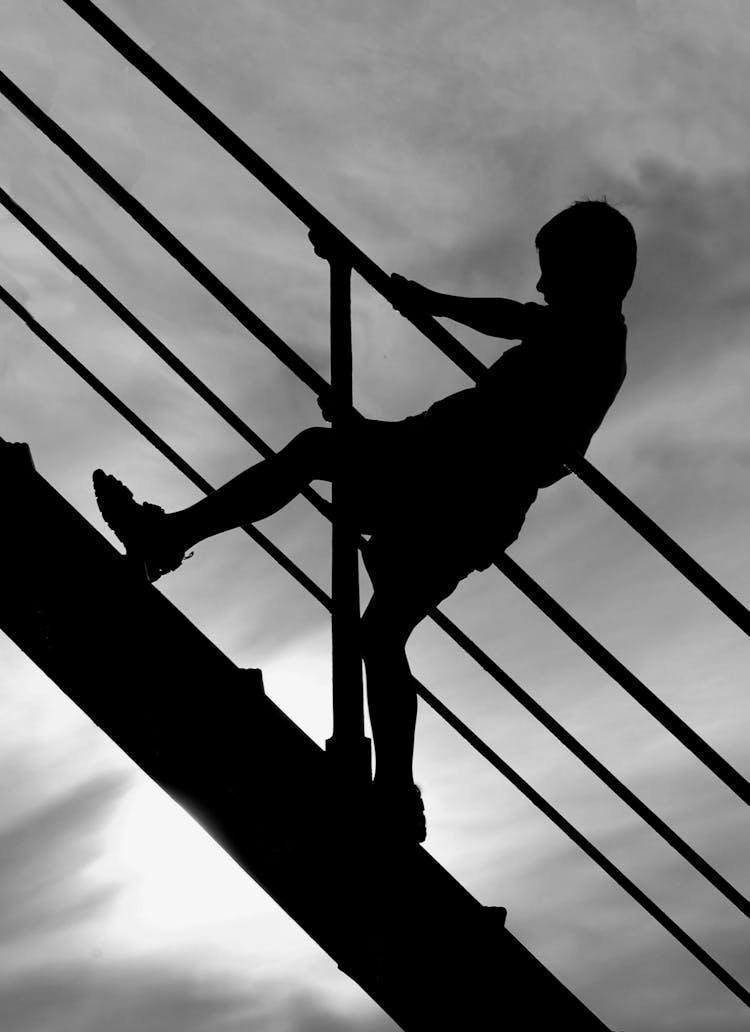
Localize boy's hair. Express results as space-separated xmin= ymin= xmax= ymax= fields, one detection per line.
xmin=535 ymin=198 xmax=637 ymax=301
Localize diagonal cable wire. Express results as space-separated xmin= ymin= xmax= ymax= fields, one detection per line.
xmin=52 ymin=0 xmax=750 ymax=643
xmin=2 ymin=280 xmax=748 ymax=1007
xmin=2 ymin=66 xmax=746 ymax=806
xmin=4 ymin=1 xmax=750 ymax=990
xmin=0 ymin=69 xmax=329 ymax=400
xmin=4 ymin=51 xmax=749 ymax=655
xmin=428 ymin=607 xmax=750 ymax=918
xmin=0 ymin=185 xmax=333 ymax=525
xmin=414 ymin=677 xmax=750 ymax=1010
xmin=495 ymin=555 xmax=750 ymax=807
xmin=566 ymin=453 xmax=750 ymax=636
xmin=56 ymin=0 xmax=479 ymax=379
xmin=0 ymin=281 xmax=330 ymax=612
xmin=2 ymin=187 xmax=747 ymax=916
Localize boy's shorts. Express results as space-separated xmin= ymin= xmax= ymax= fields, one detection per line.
xmin=348 ymin=416 xmax=537 ymax=597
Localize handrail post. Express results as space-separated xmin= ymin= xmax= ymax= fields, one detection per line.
xmin=325 ymin=256 xmax=372 ymax=788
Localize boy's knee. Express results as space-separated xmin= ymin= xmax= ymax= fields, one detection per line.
xmin=287 ymin=426 xmax=331 ymax=477
xmin=294 ymin=425 xmax=329 ymax=456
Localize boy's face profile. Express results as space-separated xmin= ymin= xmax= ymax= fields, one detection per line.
xmin=535 ymin=245 xmax=581 ymax=309
xmin=536 ymin=242 xmax=621 ymax=312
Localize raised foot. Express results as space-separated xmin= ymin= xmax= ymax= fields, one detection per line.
xmin=92 ymin=469 xmax=189 ymax=583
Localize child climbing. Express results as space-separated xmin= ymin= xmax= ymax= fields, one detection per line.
xmin=93 ymin=198 xmax=637 ymax=843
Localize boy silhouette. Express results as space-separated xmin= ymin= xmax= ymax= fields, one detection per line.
xmin=93 ymin=198 xmax=637 ymax=843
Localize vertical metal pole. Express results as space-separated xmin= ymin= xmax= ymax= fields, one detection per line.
xmin=325 ymin=259 xmax=372 ymax=786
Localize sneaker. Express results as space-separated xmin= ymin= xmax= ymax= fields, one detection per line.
xmin=371 ymin=782 xmax=427 ymax=844
xmin=92 ymin=469 xmax=191 ymax=582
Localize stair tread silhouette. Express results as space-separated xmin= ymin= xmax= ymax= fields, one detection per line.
xmin=0 ymin=437 xmax=611 ymax=1031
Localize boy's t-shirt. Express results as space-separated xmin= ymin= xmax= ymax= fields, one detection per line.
xmin=402 ymin=301 xmax=627 ymax=567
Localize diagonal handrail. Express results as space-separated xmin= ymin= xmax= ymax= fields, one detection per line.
xmin=415 ymin=678 xmax=750 ymax=1009
xmin=0 ymin=249 xmax=747 ymax=921
xmin=53 ymin=0 xmax=750 ymax=644
xmin=0 ymin=281 xmax=331 ymax=611
xmin=0 ymin=185 xmax=333 ymax=526
xmin=1 ymin=69 xmax=745 ymax=807
xmin=0 ymin=70 xmax=328 ymax=400
xmin=2 ymin=280 xmax=749 ymax=1009
xmin=2 ymin=9 xmax=749 ymax=1001
xmin=566 ymin=453 xmax=750 ymax=636
xmin=495 ymin=555 xmax=750 ymax=807
xmin=56 ymin=0 xmax=477 ymax=380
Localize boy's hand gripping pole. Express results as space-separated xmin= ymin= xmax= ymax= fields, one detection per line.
xmin=310 ymin=230 xmax=372 ymax=788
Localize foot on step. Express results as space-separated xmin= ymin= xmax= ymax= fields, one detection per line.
xmin=371 ymin=781 xmax=427 ymax=844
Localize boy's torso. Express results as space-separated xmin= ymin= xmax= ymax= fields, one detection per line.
xmin=356 ymin=303 xmax=627 ymax=571
xmin=418 ymin=302 xmax=627 ymax=489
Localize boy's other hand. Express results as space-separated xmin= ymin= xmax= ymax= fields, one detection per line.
xmin=308 ymin=226 xmax=348 ymax=262
xmin=317 ymin=393 xmax=360 ymax=424
xmin=390 ymin=273 xmax=434 ymax=315
xmin=317 ymin=393 xmax=334 ymax=421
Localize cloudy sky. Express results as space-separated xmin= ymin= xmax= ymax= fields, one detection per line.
xmin=1 ymin=0 xmax=749 ymax=1029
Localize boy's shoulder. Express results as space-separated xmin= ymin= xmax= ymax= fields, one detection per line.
xmin=521 ymin=302 xmax=626 ymax=339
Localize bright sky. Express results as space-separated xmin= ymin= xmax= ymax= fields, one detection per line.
xmin=1 ymin=1 xmax=749 ymax=1030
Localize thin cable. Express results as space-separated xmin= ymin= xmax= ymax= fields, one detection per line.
xmin=3 ymin=20 xmax=747 ymax=998
xmin=495 ymin=554 xmax=750 ymax=807
xmin=0 ymin=282 xmax=330 ymax=611
xmin=3 ymin=60 xmax=747 ymax=651
xmin=2 ymin=281 xmax=746 ymax=1005
xmin=428 ymin=607 xmax=750 ymax=918
xmin=3 ymin=187 xmax=744 ymax=915
xmin=414 ymin=677 xmax=750 ymax=1010
xmin=0 ymin=185 xmax=333 ymax=525
xmin=57 ymin=0 xmax=482 ymax=379
xmin=54 ymin=0 xmax=750 ymax=640
xmin=3 ymin=186 xmax=744 ymax=916
xmin=0 ymin=69 xmax=329 ymax=400
xmin=567 ymin=453 xmax=750 ymax=637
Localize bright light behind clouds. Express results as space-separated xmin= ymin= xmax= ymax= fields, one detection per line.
xmin=1 ymin=1 xmax=749 ymax=1030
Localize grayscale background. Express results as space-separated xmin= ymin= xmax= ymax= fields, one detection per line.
xmin=0 ymin=2 xmax=748 ymax=1030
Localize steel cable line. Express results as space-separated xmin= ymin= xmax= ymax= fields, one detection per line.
xmin=2 ymin=269 xmax=748 ymax=1009
xmin=2 ymin=186 xmax=746 ymax=916
xmin=55 ymin=0 xmax=750 ymax=643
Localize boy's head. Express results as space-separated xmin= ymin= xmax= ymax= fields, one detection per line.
xmin=534 ymin=199 xmax=637 ymax=310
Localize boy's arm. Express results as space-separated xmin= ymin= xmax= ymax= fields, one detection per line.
xmin=390 ymin=273 xmax=530 ymax=339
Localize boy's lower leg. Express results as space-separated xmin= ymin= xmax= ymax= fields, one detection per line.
xmin=361 ymin=594 xmax=423 ymax=795
xmin=365 ymin=643 xmax=418 ymax=793
xmin=164 ymin=426 xmax=332 ymax=551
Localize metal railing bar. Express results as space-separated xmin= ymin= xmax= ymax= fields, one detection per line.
xmin=0 ymin=70 xmax=329 ymax=400
xmin=567 ymin=453 xmax=750 ymax=637
xmin=6 ymin=51 xmax=748 ymax=670
xmin=4 ymin=11 xmax=748 ymax=991
xmin=3 ymin=280 xmax=746 ymax=1005
xmin=414 ymin=676 xmax=750 ymax=1010
xmin=428 ymin=607 xmax=750 ymax=918
xmin=0 ymin=185 xmax=333 ymax=526
xmin=495 ymin=554 xmax=750 ymax=807
xmin=56 ymin=0 xmax=750 ymax=645
xmin=58 ymin=0 xmax=485 ymax=381
xmin=0 ymin=281 xmax=330 ymax=610
xmin=2 ymin=183 xmax=745 ymax=910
